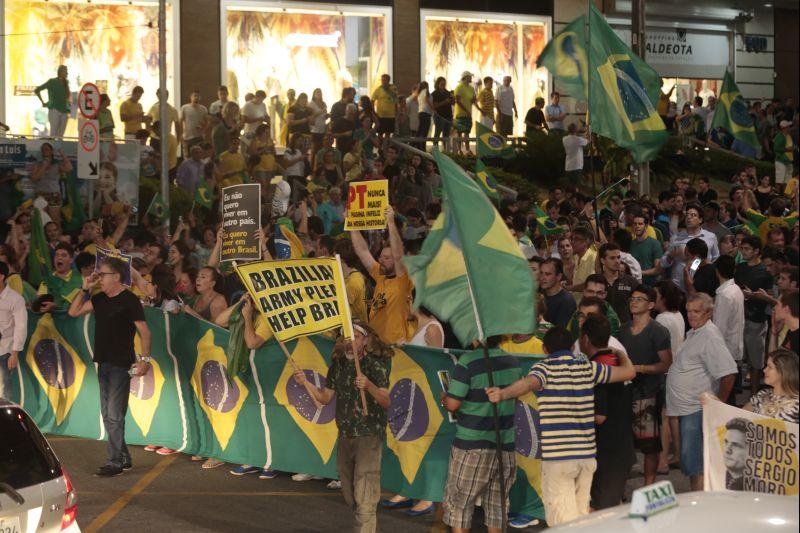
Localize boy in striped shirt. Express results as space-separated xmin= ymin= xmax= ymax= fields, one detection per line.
xmin=487 ymin=326 xmax=635 ymax=526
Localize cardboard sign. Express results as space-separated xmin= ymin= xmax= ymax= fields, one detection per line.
xmin=0 ymin=143 xmax=27 ymax=168
xmin=345 ymin=179 xmax=388 ymax=231
xmin=221 ymin=183 xmax=261 ymax=262
xmin=703 ymin=397 xmax=799 ymax=495
xmin=77 ymin=119 xmax=99 ymax=180
xmin=235 ymin=257 xmax=353 ymax=342
xmin=94 ymin=246 xmax=132 ymax=287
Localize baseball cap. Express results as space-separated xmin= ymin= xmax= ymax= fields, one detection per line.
xmin=779 ymin=120 xmax=792 ymax=128
xmin=461 ymin=71 xmax=473 ymax=80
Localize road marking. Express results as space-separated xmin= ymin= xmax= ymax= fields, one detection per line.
xmin=84 ymin=454 xmax=177 ymax=532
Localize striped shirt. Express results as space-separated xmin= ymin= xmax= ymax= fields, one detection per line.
xmin=529 ymin=350 xmax=611 ymax=461
xmin=448 ymin=348 xmax=523 ymax=451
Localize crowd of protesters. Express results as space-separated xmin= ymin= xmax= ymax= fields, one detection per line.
xmin=0 ymin=66 xmax=798 ymax=532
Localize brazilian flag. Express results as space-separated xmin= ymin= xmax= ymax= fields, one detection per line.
xmin=711 ymin=71 xmax=759 ymax=149
xmin=533 ymin=204 xmax=567 ymax=237
xmin=537 ymin=4 xmax=667 ymax=162
xmin=404 ymin=149 xmax=536 ymax=346
xmin=28 ymin=208 xmax=53 ymax=288
xmin=61 ymin=172 xmax=86 ymax=232
xmin=473 ymin=159 xmax=500 ymax=203
xmin=145 ymin=192 xmax=170 ymax=224
xmin=476 ymin=122 xmax=515 ymax=159
xmin=195 ymin=180 xmax=213 ymax=209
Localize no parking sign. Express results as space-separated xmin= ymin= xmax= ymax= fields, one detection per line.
xmin=78 ymin=83 xmax=100 ymax=120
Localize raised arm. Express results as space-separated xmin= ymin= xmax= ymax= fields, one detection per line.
xmin=206 ymin=226 xmax=224 ymax=269
xmin=350 ymin=228 xmax=376 ymax=272
xmin=68 ymin=274 xmax=99 ymax=317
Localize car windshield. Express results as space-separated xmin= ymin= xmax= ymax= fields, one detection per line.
xmin=0 ymin=407 xmax=61 ymax=489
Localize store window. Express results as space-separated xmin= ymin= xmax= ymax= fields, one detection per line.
xmin=662 ymin=78 xmax=721 ymax=110
xmin=3 ymin=0 xmax=177 ymax=138
xmin=421 ymin=11 xmax=549 ymax=136
xmin=223 ymin=2 xmax=390 ymax=136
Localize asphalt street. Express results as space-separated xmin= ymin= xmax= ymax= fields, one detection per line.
xmin=49 ymin=435 xmax=694 ymax=532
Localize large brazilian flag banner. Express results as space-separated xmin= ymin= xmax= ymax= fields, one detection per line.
xmin=10 ymin=310 xmax=544 ymax=518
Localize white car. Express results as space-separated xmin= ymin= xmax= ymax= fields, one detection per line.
xmin=0 ymin=398 xmax=80 ymax=533
xmin=549 ymin=490 xmax=798 ymax=532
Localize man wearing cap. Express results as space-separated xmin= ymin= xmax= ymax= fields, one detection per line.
xmin=454 ymin=71 xmax=478 ymax=155
xmin=774 ymin=120 xmax=795 ymax=194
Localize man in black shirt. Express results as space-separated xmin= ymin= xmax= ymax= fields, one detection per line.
xmin=69 ymin=257 xmax=151 ymax=477
xmin=524 ymin=97 xmax=548 ymax=137
xmin=539 ymin=258 xmax=576 ymax=328
xmin=580 ymin=313 xmax=634 ymax=509
xmin=697 ymin=177 xmax=718 ymax=205
xmin=683 ymin=237 xmax=718 ymax=298
xmin=734 ymin=235 xmax=774 ymax=395
xmin=599 ymin=243 xmax=638 ymax=323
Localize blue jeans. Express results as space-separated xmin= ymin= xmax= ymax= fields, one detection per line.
xmin=98 ymin=363 xmax=132 ymax=468
xmin=0 ymin=353 xmax=11 ymax=400
xmin=679 ymin=410 xmax=704 ymax=477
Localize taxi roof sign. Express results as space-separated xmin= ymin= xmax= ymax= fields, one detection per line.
xmin=629 ymin=480 xmax=678 ymax=519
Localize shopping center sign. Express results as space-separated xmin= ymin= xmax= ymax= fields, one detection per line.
xmin=613 ymin=27 xmax=730 ymax=78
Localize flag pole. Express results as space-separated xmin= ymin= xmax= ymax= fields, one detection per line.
xmin=158 ymin=0 xmax=169 ymax=234
xmin=586 ymin=0 xmax=601 ymax=236
xmin=334 ymin=254 xmax=369 ymax=415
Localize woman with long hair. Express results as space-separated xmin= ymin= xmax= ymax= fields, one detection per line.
xmin=294 ymin=322 xmax=392 ymax=532
xmin=168 ymin=240 xmax=193 ymax=282
xmin=416 ymin=81 xmax=434 ymax=148
xmin=183 ymin=266 xmax=227 ymax=324
xmin=744 ymin=349 xmax=799 ymax=423
xmin=309 ymin=88 xmax=328 ymax=157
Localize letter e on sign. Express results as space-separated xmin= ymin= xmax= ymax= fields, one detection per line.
xmin=78 ymin=83 xmax=100 ymax=119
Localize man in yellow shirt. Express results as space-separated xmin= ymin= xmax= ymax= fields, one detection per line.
xmin=218 ymin=135 xmax=245 ymax=188
xmin=120 ymin=86 xmax=148 ymax=139
xmin=147 ymin=88 xmax=182 ymax=144
xmin=454 ymin=71 xmax=478 ymax=154
xmin=351 ymin=205 xmax=413 ymax=344
xmin=371 ymin=74 xmax=398 ymax=143
xmin=566 ymin=227 xmax=597 ymax=303
xmin=477 ymin=77 xmax=495 ymax=130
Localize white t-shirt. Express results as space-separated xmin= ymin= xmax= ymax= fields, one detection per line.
xmin=417 ymin=89 xmax=433 ymax=115
xmin=180 ymin=104 xmax=208 ymax=140
xmin=495 ymin=85 xmax=515 ymax=115
xmin=308 ymin=100 xmax=328 ymax=134
xmin=283 ymin=148 xmax=305 ymax=177
xmin=572 ymin=335 xmax=628 ymax=360
xmin=272 ymin=179 xmax=291 ymax=216
xmin=241 ymin=100 xmax=267 ymax=135
xmin=563 ymin=134 xmax=589 ymax=171
xmin=209 ymin=99 xmax=227 ymax=117
xmin=655 ymin=311 xmax=685 ymax=356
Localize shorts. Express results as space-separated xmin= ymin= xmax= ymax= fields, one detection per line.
xmin=743 ymin=320 xmax=767 ymax=370
xmin=498 ymin=113 xmax=514 ymax=136
xmin=454 ymin=116 xmax=473 ymax=134
xmin=479 ymin=115 xmax=494 ymax=129
xmin=775 ymin=161 xmax=792 ymax=184
xmin=678 ymin=410 xmax=704 ymax=477
xmin=377 ymin=117 xmax=395 ymax=135
xmin=632 ymin=392 xmax=663 ymax=454
xmin=443 ymin=446 xmax=515 ymax=530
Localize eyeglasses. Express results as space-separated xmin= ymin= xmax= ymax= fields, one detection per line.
xmin=629 ymin=296 xmax=650 ymax=302
xmin=97 ymin=271 xmax=116 ymax=277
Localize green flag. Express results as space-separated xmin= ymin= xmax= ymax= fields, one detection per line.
xmin=403 ymin=149 xmax=536 ymax=346
xmin=711 ymin=71 xmax=759 ymax=149
xmin=537 ymin=5 xmax=667 ymax=162
xmin=145 ymin=192 xmax=170 ymax=224
xmin=28 ymin=208 xmax=53 ymax=288
xmin=195 ymin=180 xmax=213 ymax=209
xmin=472 ymin=159 xmax=501 ymax=203
xmin=61 ymin=172 xmax=86 ymax=232
xmin=476 ymin=121 xmax=515 ymax=159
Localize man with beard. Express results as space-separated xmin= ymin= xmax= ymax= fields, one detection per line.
xmin=351 ymin=205 xmax=413 ymax=344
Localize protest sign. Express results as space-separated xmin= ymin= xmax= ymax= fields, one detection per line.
xmin=94 ymin=246 xmax=133 ymax=287
xmin=236 ymin=257 xmax=352 ymax=342
xmin=221 ymin=183 xmax=261 ymax=262
xmin=703 ymin=397 xmax=799 ymax=495
xmin=345 ymin=179 xmax=388 ymax=231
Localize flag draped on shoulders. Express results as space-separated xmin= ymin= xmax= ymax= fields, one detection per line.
xmin=403 ymin=149 xmax=536 ymax=346
xmin=537 ymin=4 xmax=667 ymax=162
xmin=711 ymin=70 xmax=759 ymax=149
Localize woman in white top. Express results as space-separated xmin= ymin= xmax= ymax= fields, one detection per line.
xmin=379 ymin=302 xmax=442 ymax=516
xmin=416 ymin=81 xmax=434 ymax=148
xmin=654 ymin=280 xmax=686 ymax=474
xmin=308 ymin=88 xmax=328 ymax=160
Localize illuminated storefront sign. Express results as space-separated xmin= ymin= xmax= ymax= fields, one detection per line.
xmin=222 ymin=1 xmax=391 ymax=130
xmin=421 ymin=10 xmax=550 ymax=136
xmin=2 ymin=0 xmax=179 ymax=138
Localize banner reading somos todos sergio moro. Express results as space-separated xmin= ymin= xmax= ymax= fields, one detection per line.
xmin=236 ymin=258 xmax=353 ymax=342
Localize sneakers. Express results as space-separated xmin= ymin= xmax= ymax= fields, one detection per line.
xmin=95 ymin=464 xmax=124 ymax=477
xmin=509 ymin=515 xmax=540 ymax=529
xmin=156 ymin=447 xmax=178 ymax=456
xmin=326 ymin=479 xmax=342 ymax=490
xmin=122 ymin=461 xmax=133 ymax=471
xmin=259 ymin=469 xmax=279 ymax=479
xmin=143 ymin=445 xmax=161 ymax=452
xmin=291 ymin=473 xmax=322 ymax=481
xmin=230 ymin=465 xmax=261 ymax=476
